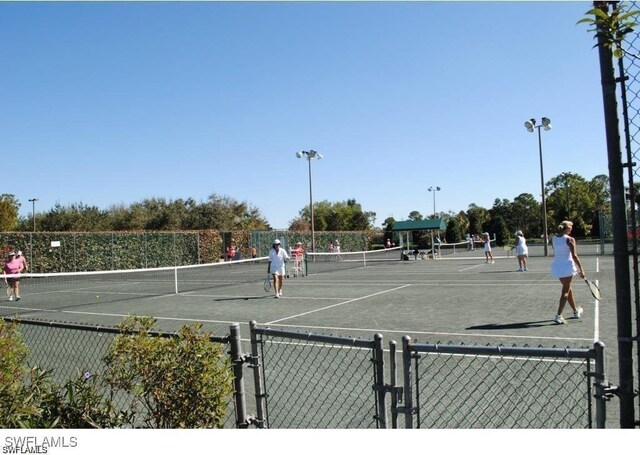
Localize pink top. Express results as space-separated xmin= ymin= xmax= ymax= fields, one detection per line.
xmin=4 ymin=258 xmax=23 ymax=274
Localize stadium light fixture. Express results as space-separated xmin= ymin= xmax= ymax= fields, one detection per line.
xmin=427 ymin=186 xmax=441 ymax=217
xmin=296 ymin=150 xmax=323 ymax=253
xmin=524 ymin=117 xmax=552 ymax=256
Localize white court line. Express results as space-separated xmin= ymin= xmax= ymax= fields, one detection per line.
xmin=593 ymin=279 xmax=600 ymax=342
xmin=0 ymin=304 xmax=241 ymax=326
xmin=263 ymin=322 xmax=592 ymax=343
xmin=458 ymin=263 xmax=485 ymax=272
xmin=266 ymin=284 xmax=411 ymax=325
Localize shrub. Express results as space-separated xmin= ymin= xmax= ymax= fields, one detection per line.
xmin=103 ymin=316 xmax=233 ymax=428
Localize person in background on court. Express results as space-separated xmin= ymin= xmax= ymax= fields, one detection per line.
xmin=482 ymin=232 xmax=494 ymax=264
xmin=15 ymin=250 xmax=28 ymax=272
xmin=514 ymin=231 xmax=528 ymax=272
xmin=550 ymin=220 xmax=585 ymax=325
xmin=385 ymin=238 xmax=392 ymax=254
xmin=268 ymin=239 xmax=289 ymax=298
xmin=226 ymin=244 xmax=235 ymax=261
xmin=334 ymin=240 xmax=341 ymax=261
xmin=291 ymin=242 xmax=305 ymax=268
xmin=250 ymin=245 xmax=257 ymax=259
xmin=3 ymin=251 xmax=24 ymax=301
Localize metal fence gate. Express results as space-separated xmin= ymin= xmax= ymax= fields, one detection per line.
xmin=394 ymin=336 xmax=607 ymax=429
xmin=248 ymin=323 xmax=609 ymax=429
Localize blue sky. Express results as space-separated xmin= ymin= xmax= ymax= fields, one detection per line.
xmin=0 ymin=1 xmax=608 ymax=229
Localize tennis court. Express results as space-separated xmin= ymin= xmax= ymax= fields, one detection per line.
xmin=1 ymin=245 xmax=621 ymax=427
xmin=0 ymin=246 xmax=615 ymax=348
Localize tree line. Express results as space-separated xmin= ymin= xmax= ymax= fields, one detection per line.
xmin=0 ymin=172 xmax=617 ymax=241
xmin=381 ymin=173 xmax=612 ymax=247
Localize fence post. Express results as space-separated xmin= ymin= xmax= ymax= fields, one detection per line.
xmin=389 ymin=340 xmax=399 ymax=429
xmin=593 ymin=341 xmax=607 ymax=429
xmin=249 ymin=320 xmax=267 ymax=428
xmin=402 ymin=335 xmax=414 ymax=429
xmin=229 ymin=323 xmax=248 ymax=428
xmin=373 ymin=333 xmax=387 ymax=429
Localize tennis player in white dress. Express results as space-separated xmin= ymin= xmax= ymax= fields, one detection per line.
xmin=550 ymin=221 xmax=585 ymax=324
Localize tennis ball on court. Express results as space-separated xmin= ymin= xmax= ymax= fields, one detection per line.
xmin=96 ymin=295 xmax=100 ymax=300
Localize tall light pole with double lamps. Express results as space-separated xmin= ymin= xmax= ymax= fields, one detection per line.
xmin=427 ymin=186 xmax=441 ymax=252
xmin=524 ymin=117 xmax=552 ymax=256
xmin=296 ymin=150 xmax=323 ymax=253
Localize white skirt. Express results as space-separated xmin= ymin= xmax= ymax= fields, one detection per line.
xmin=551 ymin=261 xmax=576 ymax=279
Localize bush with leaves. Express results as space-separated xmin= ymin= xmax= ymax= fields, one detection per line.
xmin=103 ymin=316 xmax=233 ymax=428
xmin=1 ymin=319 xmax=129 ymax=428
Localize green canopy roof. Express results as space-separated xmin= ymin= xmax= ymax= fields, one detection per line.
xmin=391 ymin=219 xmax=446 ymax=231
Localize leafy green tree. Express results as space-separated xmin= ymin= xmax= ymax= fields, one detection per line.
xmin=407 ymin=211 xmax=423 ymax=221
xmin=0 ymin=194 xmax=20 ymax=231
xmin=293 ymin=199 xmax=375 ymax=231
xmin=445 ymin=215 xmax=465 ymax=243
xmin=511 ymin=193 xmax=540 ymax=237
xmin=37 ymin=203 xmax=111 ymax=232
xmin=466 ymin=204 xmax=490 ymax=236
xmin=578 ymin=4 xmax=640 ymax=59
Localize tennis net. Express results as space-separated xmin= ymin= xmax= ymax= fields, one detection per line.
xmin=304 ymin=247 xmax=402 ymax=275
xmin=0 ymin=257 xmax=269 ymax=315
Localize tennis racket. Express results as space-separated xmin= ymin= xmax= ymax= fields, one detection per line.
xmin=263 ymin=274 xmax=272 ymax=292
xmin=584 ymin=278 xmax=602 ymax=301
xmin=4 ymin=279 xmax=11 ymax=299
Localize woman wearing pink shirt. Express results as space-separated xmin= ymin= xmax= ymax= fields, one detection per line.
xmin=3 ymin=251 xmax=24 ymax=301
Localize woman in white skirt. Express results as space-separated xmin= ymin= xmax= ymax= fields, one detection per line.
xmin=515 ymin=230 xmax=528 ymax=271
xmin=482 ymin=232 xmax=494 ymax=264
xmin=550 ymin=221 xmax=585 ymax=324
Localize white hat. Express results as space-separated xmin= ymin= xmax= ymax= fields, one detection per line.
xmin=515 ymin=231 xmax=523 ymax=236
xmin=273 ymin=239 xmax=281 ymax=245
xmin=16 ymin=250 xmax=22 ymax=256
xmin=8 ymin=251 xmax=15 ymax=256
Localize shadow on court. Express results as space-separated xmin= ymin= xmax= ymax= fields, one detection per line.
xmin=466 ymin=320 xmax=565 ymax=330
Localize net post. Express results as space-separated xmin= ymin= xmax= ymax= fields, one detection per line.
xmin=174 ymin=267 xmax=178 ymax=294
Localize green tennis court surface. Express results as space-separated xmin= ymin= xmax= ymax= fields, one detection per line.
xmin=1 ymin=247 xmax=622 ymax=428
xmin=1 ymin=249 xmax=615 ymax=351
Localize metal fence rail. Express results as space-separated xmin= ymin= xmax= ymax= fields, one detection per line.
xmin=396 ymin=337 xmax=606 ymax=429
xmin=249 ymin=321 xmax=387 ymax=429
xmin=3 ymin=317 xmax=609 ymax=429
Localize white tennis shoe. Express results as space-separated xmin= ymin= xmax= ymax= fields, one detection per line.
xmin=573 ymin=307 xmax=583 ymax=319
xmin=554 ymin=315 xmax=566 ymax=325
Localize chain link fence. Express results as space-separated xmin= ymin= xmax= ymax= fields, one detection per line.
xmin=3 ymin=316 xmax=608 ymax=429
xmin=2 ymin=317 xmax=238 ymax=428
xmin=396 ymin=338 xmax=601 ymax=429
xmin=249 ymin=324 xmax=385 ymax=429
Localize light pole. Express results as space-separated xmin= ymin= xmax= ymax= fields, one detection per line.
xmin=28 ymin=198 xmax=38 ymax=232
xmin=427 ymin=186 xmax=441 ymax=217
xmin=524 ymin=117 xmax=552 ymax=256
xmin=427 ymin=186 xmax=441 ymax=253
xmin=296 ymin=150 xmax=323 ymax=253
